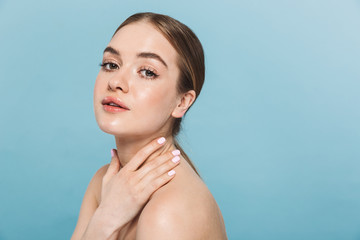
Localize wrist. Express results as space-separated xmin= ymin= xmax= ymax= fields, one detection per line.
xmin=95 ymin=206 xmax=123 ymax=232
xmin=82 ymin=207 xmax=122 ymax=240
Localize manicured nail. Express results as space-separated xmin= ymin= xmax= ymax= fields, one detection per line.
xmin=172 ymin=155 xmax=180 ymax=163
xmin=168 ymin=170 xmax=176 ymax=176
xmin=172 ymin=149 xmax=180 ymax=156
xmin=111 ymin=149 xmax=115 ymax=157
xmin=157 ymin=137 xmax=166 ymax=144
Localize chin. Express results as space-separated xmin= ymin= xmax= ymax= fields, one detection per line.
xmin=95 ymin=118 xmax=142 ymax=135
xmin=96 ymin=118 xmax=126 ymax=135
xmin=97 ymin=120 xmax=170 ymax=140
xmin=94 ymin=107 xmax=173 ymax=138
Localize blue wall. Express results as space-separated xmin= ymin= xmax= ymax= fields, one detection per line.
xmin=0 ymin=0 xmax=359 ymax=239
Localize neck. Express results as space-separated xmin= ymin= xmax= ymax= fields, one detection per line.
xmin=114 ymin=134 xmax=176 ymax=167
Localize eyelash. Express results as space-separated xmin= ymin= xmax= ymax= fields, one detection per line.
xmin=99 ymin=62 xmax=118 ymax=71
xmin=139 ymin=66 xmax=159 ymax=79
xmin=99 ymin=62 xmax=159 ymax=79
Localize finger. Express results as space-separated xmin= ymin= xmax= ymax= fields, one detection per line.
xmin=126 ymin=137 xmax=166 ymax=171
xmin=103 ymin=148 xmax=121 ymax=182
xmin=142 ymin=167 xmax=177 ymax=198
xmin=139 ymin=153 xmax=180 ymax=189
xmin=137 ymin=149 xmax=180 ymax=180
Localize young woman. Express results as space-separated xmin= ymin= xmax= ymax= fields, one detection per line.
xmin=71 ymin=12 xmax=227 ymax=240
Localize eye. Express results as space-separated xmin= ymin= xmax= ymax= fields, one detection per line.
xmin=139 ymin=67 xmax=159 ymax=79
xmin=99 ymin=62 xmax=119 ymax=71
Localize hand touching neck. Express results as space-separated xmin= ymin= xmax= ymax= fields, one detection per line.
xmin=114 ymin=135 xmax=176 ymax=167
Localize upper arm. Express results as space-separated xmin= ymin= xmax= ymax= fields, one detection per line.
xmin=135 ymin=186 xmax=227 ymax=240
xmin=135 ymin=196 xmax=202 ymax=240
xmin=70 ymin=164 xmax=109 ymax=240
xmin=136 ymin=205 xmax=185 ymax=240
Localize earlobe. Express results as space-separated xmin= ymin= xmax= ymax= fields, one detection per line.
xmin=171 ymin=90 xmax=196 ymax=118
xmin=172 ymin=109 xmax=187 ymax=118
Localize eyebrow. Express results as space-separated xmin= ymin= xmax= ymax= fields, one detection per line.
xmin=103 ymin=46 xmax=168 ymax=68
xmin=103 ymin=46 xmax=120 ymax=55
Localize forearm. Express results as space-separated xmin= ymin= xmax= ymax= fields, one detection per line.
xmin=81 ymin=207 xmax=123 ymax=240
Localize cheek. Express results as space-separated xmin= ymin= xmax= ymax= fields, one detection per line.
xmin=93 ymin=75 xmax=102 ymax=98
xmin=93 ymin=74 xmax=109 ymax=119
xmin=94 ymin=74 xmax=109 ymax=104
xmin=134 ymin=85 xmax=176 ymax=119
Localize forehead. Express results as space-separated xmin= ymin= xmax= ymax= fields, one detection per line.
xmin=108 ymin=21 xmax=178 ymax=66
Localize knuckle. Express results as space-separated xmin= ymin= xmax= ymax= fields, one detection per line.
xmin=167 ymin=151 xmax=175 ymax=158
xmin=163 ymin=151 xmax=177 ymax=164
xmin=126 ymin=173 xmax=137 ymax=185
xmin=154 ymin=155 xmax=168 ymax=167
xmin=137 ymin=150 xmax=148 ymax=160
xmin=131 ymin=174 xmax=140 ymax=186
xmin=152 ymin=140 xmax=160 ymax=148
xmin=120 ymin=171 xmax=131 ymax=183
xmin=132 ymin=186 xmax=145 ymax=204
xmin=153 ymin=166 xmax=163 ymax=177
xmin=165 ymin=161 xmax=176 ymax=172
xmin=145 ymin=141 xmax=160 ymax=154
xmin=150 ymin=179 xmax=160 ymax=191
xmin=167 ymin=158 xmax=176 ymax=167
xmin=147 ymin=159 xmax=157 ymax=169
xmin=147 ymin=141 xmax=158 ymax=151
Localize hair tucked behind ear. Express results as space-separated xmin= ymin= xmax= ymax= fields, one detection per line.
xmin=113 ymin=12 xmax=205 ymax=176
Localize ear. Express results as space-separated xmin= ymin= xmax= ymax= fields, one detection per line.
xmin=171 ymin=90 xmax=196 ymax=118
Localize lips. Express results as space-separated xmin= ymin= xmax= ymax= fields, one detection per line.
xmin=101 ymin=96 xmax=130 ymax=110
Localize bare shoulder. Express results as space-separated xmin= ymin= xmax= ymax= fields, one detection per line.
xmin=92 ymin=163 xmax=110 ymax=204
xmin=136 ymin=160 xmax=227 ymax=240
xmin=70 ymin=163 xmax=110 ymax=240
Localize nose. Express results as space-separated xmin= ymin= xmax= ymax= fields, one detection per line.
xmin=107 ymin=69 xmax=129 ymax=93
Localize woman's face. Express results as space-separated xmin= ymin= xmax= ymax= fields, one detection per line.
xmin=93 ymin=21 xmax=181 ymax=139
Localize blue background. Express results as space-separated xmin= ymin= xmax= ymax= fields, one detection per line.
xmin=1 ymin=0 xmax=359 ymax=239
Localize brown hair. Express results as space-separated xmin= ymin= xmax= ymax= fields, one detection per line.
xmin=112 ymin=12 xmax=205 ymax=176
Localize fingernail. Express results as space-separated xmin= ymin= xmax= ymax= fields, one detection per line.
xmin=111 ymin=149 xmax=115 ymax=157
xmin=172 ymin=155 xmax=180 ymax=163
xmin=172 ymin=149 xmax=180 ymax=156
xmin=168 ymin=170 xmax=176 ymax=176
xmin=157 ymin=137 xmax=166 ymax=144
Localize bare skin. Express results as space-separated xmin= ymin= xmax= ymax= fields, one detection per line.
xmin=71 ymin=140 xmax=227 ymax=239
xmin=71 ymin=20 xmax=227 ymax=239
xmin=120 ymin=151 xmax=227 ymax=239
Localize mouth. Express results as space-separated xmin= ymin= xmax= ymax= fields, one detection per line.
xmin=101 ymin=96 xmax=130 ymax=110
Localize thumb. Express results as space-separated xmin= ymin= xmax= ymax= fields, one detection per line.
xmin=104 ymin=149 xmax=121 ymax=178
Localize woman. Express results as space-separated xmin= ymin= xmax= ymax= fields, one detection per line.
xmin=71 ymin=12 xmax=227 ymax=240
